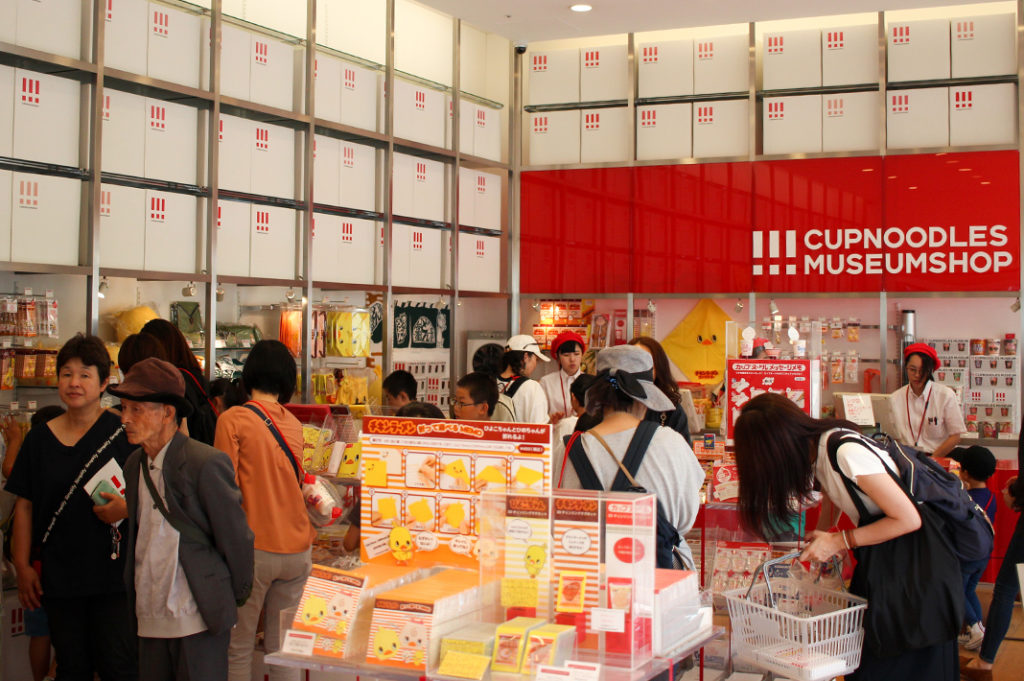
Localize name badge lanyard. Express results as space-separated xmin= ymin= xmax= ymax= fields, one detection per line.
xmin=906 ymin=383 xmax=933 ymax=448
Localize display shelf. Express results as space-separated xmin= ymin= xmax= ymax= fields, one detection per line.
xmin=219 ymin=275 xmax=304 ymax=287
xmin=312 ymin=205 xmax=385 ymax=222
xmin=524 ymin=100 xmax=629 ymax=113
xmin=634 ymin=92 xmax=752 ymax=106
xmin=459 ymin=154 xmax=511 ymax=172
xmin=314 ymin=120 xmax=389 ymax=146
xmin=0 ymin=262 xmax=89 ymax=276
xmin=219 ymin=96 xmax=310 ymax=128
xmin=395 ymin=69 xmax=454 ymax=95
xmin=460 ymin=90 xmax=505 ymax=111
xmin=756 ymin=83 xmax=880 ymax=98
xmin=391 ymin=286 xmax=453 ymax=296
xmin=216 ymin=190 xmax=305 ymax=210
xmin=459 ymin=225 xmax=503 ymax=238
xmin=103 ymin=68 xmax=214 ymax=104
xmin=220 ymin=13 xmax=307 ymax=46
xmin=312 ymin=281 xmax=387 ymax=292
xmin=885 ymin=74 xmax=1018 ymax=91
xmin=315 ymin=44 xmax=385 ymax=73
xmin=394 ymin=138 xmax=457 ymax=163
xmin=0 ymin=157 xmax=87 ymax=180
xmin=98 ymin=268 xmax=211 ymax=283
xmin=0 ymin=41 xmax=97 ymax=75
xmin=99 ymin=173 xmax=207 ymax=197
xmin=393 ymin=216 xmax=451 ymax=231
xmin=458 ymin=290 xmax=510 ymax=299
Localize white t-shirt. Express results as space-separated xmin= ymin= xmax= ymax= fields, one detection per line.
xmin=814 ymin=429 xmax=899 ymax=525
xmin=559 ymin=426 xmax=704 ymax=568
xmin=539 ymin=369 xmax=581 ymax=420
xmin=889 ymin=381 xmax=966 ymax=453
xmin=497 ymin=376 xmax=549 ymax=424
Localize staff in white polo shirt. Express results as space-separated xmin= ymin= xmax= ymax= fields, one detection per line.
xmin=889 ymin=343 xmax=966 ymax=457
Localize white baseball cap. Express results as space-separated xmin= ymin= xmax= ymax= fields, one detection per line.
xmin=506 ymin=334 xmax=550 ymax=361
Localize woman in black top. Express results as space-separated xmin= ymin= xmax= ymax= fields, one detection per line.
xmin=629 ymin=336 xmax=692 ymax=446
xmin=6 ymin=334 xmax=138 ymax=680
xmin=140 ymin=319 xmax=216 ymax=444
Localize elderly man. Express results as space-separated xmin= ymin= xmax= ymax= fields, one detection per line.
xmin=103 ymin=358 xmax=254 ymax=680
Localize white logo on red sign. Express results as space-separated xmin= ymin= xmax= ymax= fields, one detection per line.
xmin=752 ymin=230 xmax=798 ymax=276
xmin=342 ymin=145 xmax=355 ymax=168
xmin=476 ymin=239 xmax=485 ymax=258
xmin=106 ymin=0 xmax=114 ymax=21
xmin=584 ymin=50 xmax=600 ymax=68
xmin=255 ymin=41 xmax=268 ymax=65
xmin=892 ymin=25 xmax=910 ymax=45
xmin=954 ymin=90 xmax=974 ymax=110
xmin=477 ymin=175 xmax=487 ymax=194
xmin=152 ymin=10 xmax=169 ymax=37
xmin=891 ymin=94 xmax=909 ymax=114
xmin=826 ymin=98 xmax=844 ymax=117
xmin=640 ymin=109 xmax=656 ymax=127
xmin=416 ymin=162 xmax=427 ymax=182
xmin=21 ymin=78 xmax=40 ymax=106
xmin=641 ymin=46 xmax=658 ymax=64
xmin=255 ymin=127 xmax=269 ymax=151
xmin=533 ymin=116 xmax=548 ymax=134
xmin=826 ymin=31 xmax=845 ymax=49
xmin=584 ymin=112 xmax=600 ymax=130
xmin=255 ymin=211 xmax=270 ymax=234
xmin=344 ymin=68 xmax=356 ymax=90
xmin=412 ymin=231 xmax=423 ymax=251
xmin=100 ymin=190 xmax=112 ymax=217
xmin=476 ymin=108 xmax=487 ymax=128
xmin=18 ymin=181 xmax=38 ymax=209
xmin=415 ymin=90 xmax=426 ymax=111
xmin=766 ymin=36 xmax=784 ymax=54
xmin=150 ymin=196 xmax=166 ymax=222
xmin=697 ymin=41 xmax=714 ymax=60
xmin=103 ymin=95 xmax=111 ymax=121
xmin=342 ymin=222 xmax=353 ymax=243
xmin=956 ymin=21 xmax=975 ymax=40
xmin=767 ymin=101 xmax=784 ymax=120
xmin=532 ymin=54 xmax=548 ymax=72
xmin=150 ymin=105 xmax=166 ymax=131
xmin=696 ymin=106 xmax=714 ymax=124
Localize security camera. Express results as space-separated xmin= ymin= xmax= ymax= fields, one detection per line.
xmin=515 ymin=43 xmax=527 ymax=55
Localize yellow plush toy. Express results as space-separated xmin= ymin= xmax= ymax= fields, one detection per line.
xmin=661 ymin=298 xmax=732 ymax=385
xmin=389 ymin=526 xmax=415 ymax=564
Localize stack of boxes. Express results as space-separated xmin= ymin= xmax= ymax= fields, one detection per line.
xmin=928 ymin=337 xmax=1018 ymax=438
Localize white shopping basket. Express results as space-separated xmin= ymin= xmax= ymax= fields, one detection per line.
xmin=725 ymin=551 xmax=867 ymax=681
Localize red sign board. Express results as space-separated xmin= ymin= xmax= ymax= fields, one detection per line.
xmin=725 ymin=359 xmax=820 ymax=440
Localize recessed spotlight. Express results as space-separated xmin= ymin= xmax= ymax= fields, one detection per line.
xmin=570 ymin=4 xmax=592 ymax=12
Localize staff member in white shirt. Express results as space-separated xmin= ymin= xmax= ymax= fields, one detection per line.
xmin=540 ymin=331 xmax=586 ymax=424
xmin=497 ymin=335 xmax=550 ymax=424
xmin=889 ymin=343 xmax=966 ymax=457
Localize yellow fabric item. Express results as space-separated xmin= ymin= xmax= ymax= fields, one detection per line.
xmin=111 ymin=306 xmax=160 ymax=342
xmin=661 ymin=298 xmax=732 ymax=386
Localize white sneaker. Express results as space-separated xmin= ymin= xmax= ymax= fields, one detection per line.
xmin=963 ymin=622 xmax=985 ymax=650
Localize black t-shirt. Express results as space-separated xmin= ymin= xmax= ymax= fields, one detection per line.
xmin=5 ymin=410 xmax=134 ymax=598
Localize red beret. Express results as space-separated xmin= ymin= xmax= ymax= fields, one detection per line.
xmin=550 ymin=330 xmax=586 ymax=356
xmin=903 ymin=342 xmax=941 ymax=369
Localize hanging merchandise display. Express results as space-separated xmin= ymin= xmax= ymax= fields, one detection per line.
xmin=369 ymin=298 xmax=385 ymax=345
xmin=170 ymin=300 xmax=203 ymax=347
xmin=280 ymin=306 xmax=304 ymax=357
xmin=532 ymin=299 xmax=594 ymax=351
xmin=410 ymin=305 xmax=439 ymax=349
xmin=662 ymin=299 xmax=732 ymax=385
xmin=393 ymin=302 xmax=411 ymax=349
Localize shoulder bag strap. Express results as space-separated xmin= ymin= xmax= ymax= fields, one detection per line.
xmin=140 ymin=461 xmax=212 ymax=547
xmin=567 ymin=432 xmax=605 ymax=491
xmin=588 ymin=431 xmax=643 ymax=491
xmin=616 ymin=421 xmax=659 ymax=490
xmin=826 ymin=431 xmax=877 ymax=525
xmin=504 ymin=376 xmax=527 ymax=399
xmin=180 ymin=368 xmax=220 ymax=417
xmin=557 ymin=431 xmax=581 ymax=487
xmin=242 ymin=403 xmax=302 ymax=485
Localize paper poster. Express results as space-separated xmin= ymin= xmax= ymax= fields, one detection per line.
xmin=359 ymin=417 xmax=552 ymax=569
xmin=725 ymin=359 xmax=820 ymax=440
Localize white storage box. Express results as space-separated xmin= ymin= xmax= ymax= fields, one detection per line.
xmin=951 ymin=14 xmax=1016 ymax=78
xmin=339 ymin=141 xmax=376 ymax=212
xmin=201 ymin=19 xmax=250 ymax=100
xmin=105 ymin=0 xmax=149 ymax=74
xmin=694 ymin=34 xmax=749 ymax=95
xmin=637 ymin=103 xmax=692 ymax=161
xmin=822 ymin=91 xmax=880 ymax=153
xmin=637 ymin=39 xmax=694 ymax=98
xmin=692 ymin=99 xmax=749 ymax=158
xmin=392 ymin=224 xmax=442 ymax=288
xmin=887 ymin=87 xmax=949 ymax=149
xmin=249 ymin=205 xmax=296 ymax=280
xmin=13 ymin=70 xmax=80 ymax=167
xmin=98 ymin=184 xmax=146 ymax=270
xmin=334 ymin=217 xmax=376 ymax=284
xmin=413 ymin=156 xmax=445 ymax=222
xmin=144 ymin=98 xmax=198 ymax=184
xmin=458 ymin=232 xmax=500 ymax=293
xmin=457 ymin=167 xmax=476 ymax=227
xmin=218 ymin=114 xmax=252 ymax=193
xmin=313 ymin=135 xmax=342 ymax=206
xmin=311 ymin=212 xmax=341 ymax=281
xmin=251 ymin=123 xmax=296 ymax=199
xmin=580 ymin=107 xmax=630 ymax=164
xmin=393 ymin=153 xmax=427 ymax=221
xmin=11 ymin=173 xmax=80 ymax=265
xmin=102 ymin=89 xmax=146 ymax=177
xmin=250 ymin=34 xmax=296 ymax=111
xmin=887 ymin=19 xmax=950 ymax=82
xmin=339 ymin=61 xmax=379 ymax=132
xmin=822 ymin=24 xmax=879 ymax=87
xmin=580 ymin=45 xmax=629 ymax=101
xmin=215 ymin=199 xmax=251 ymax=277
xmin=458 ymin=169 xmax=502 ymax=231
xmin=0 ymin=171 xmax=11 ymax=261
xmin=458 ymin=100 xmax=501 ymax=161
xmin=527 ymin=110 xmax=580 ymax=166
xmin=763 ymin=95 xmax=822 ymax=155
xmin=526 ymin=48 xmax=580 ymax=105
xmin=16 ymin=0 xmax=82 ymax=60
xmin=762 ymin=29 xmax=822 ymax=90
xmin=394 ymin=79 xmax=446 ymax=148
xmin=144 ymin=191 xmax=196 ymax=272
xmin=0 ymin=1 xmax=15 ymax=45
xmin=147 ymin=3 xmax=201 ymax=88
xmin=0 ymin=66 xmax=12 ymax=158
xmin=314 ymin=51 xmax=344 ymax=123
xmin=949 ymin=83 xmax=1016 ymax=147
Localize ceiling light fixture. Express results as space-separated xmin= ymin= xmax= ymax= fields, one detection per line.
xmin=734 ymin=298 xmax=744 ymax=314
xmin=216 ymin=286 xmax=225 ymax=302
xmin=97 ymin=277 xmax=109 ymax=299
xmin=285 ymin=288 xmax=296 ymax=301
xmin=769 ymin=299 xmax=780 ymax=316
xmin=569 ymin=4 xmax=592 ymax=12
xmin=181 ymin=282 xmax=197 ymax=297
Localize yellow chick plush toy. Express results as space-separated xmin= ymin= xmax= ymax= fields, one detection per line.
xmin=389 ymin=526 xmax=415 ymax=564
xmin=661 ymin=298 xmax=732 ymax=385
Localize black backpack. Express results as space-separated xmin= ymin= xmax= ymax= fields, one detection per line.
xmin=827 ymin=430 xmax=994 ymax=562
xmin=567 ymin=421 xmax=684 ymax=569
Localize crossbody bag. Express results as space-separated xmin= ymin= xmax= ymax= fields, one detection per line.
xmin=140 ymin=460 xmax=212 ymax=548
xmin=242 ymin=402 xmax=302 ymax=485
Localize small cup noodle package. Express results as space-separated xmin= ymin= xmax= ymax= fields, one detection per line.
xmin=521 ymin=623 xmax=576 ymax=674
xmin=491 ymin=617 xmax=547 ymax=672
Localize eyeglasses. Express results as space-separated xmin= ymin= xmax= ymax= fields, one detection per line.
xmin=906 ymin=365 xmax=924 ymax=375
xmin=454 ymin=400 xmax=484 ymax=409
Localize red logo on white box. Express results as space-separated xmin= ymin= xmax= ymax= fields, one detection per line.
xmin=476 ymin=175 xmax=487 ymax=193
xmin=767 ymin=101 xmax=784 ymax=120
xmin=826 ymin=97 xmax=844 ymax=117
xmin=217 ymin=205 xmax=222 ymax=227
xmin=954 ymin=90 xmax=974 ymax=110
xmin=640 ymin=109 xmax=656 ymax=127
xmin=531 ymin=54 xmax=548 ymax=72
xmin=344 ymin=68 xmax=356 ymax=90
xmin=892 ymin=25 xmax=910 ymax=45
xmin=533 ymin=116 xmax=548 ymax=134
xmin=584 ymin=50 xmax=600 ymax=68
xmin=956 ymin=21 xmax=975 ymax=40
xmin=218 ymin=118 xmax=223 ymax=141
xmin=255 ymin=127 xmax=269 ymax=151
xmin=752 ymin=229 xmax=799 ymax=276
xmin=255 ymin=211 xmax=270 ymax=234
xmin=21 ymin=77 xmax=40 ymax=106
xmin=412 ymin=231 xmax=423 ymax=251
xmin=149 ymin=196 xmax=166 ymax=221
xmin=697 ymin=41 xmax=714 ymax=60
xmin=826 ymin=31 xmax=845 ymax=49
xmin=152 ymin=10 xmax=169 ymax=37
xmin=342 ymin=145 xmax=355 ymax=168
xmin=476 ymin=239 xmax=485 ymax=258
xmin=476 ymin=108 xmax=487 ymax=128
xmin=416 ymin=162 xmax=427 ymax=182
xmin=9 ymin=607 xmax=25 ymax=636
xmin=18 ymin=180 xmax=38 ymax=209
xmin=696 ymin=106 xmax=714 ymax=124
xmin=584 ymin=112 xmax=600 ymax=130
xmin=100 ymin=190 xmax=112 ymax=217
xmin=891 ymin=94 xmax=909 ymax=113
xmin=767 ymin=36 xmax=784 ymax=54
xmin=106 ymin=0 xmax=114 ymax=21
xmin=642 ymin=46 xmax=658 ymax=64
xmin=379 ymin=225 xmax=384 ymax=246
xmin=103 ymin=95 xmax=111 ymax=121
xmin=255 ymin=41 xmax=268 ymax=65
xmin=342 ymin=221 xmax=354 ymax=243
xmin=149 ymin=105 xmax=166 ymax=131
xmin=415 ymin=90 xmax=426 ymax=111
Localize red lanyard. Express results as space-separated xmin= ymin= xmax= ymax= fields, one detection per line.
xmin=906 ymin=383 xmax=933 ymax=447
xmin=559 ymin=371 xmax=573 ymax=416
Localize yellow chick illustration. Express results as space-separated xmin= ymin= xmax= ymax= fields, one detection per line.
xmin=301 ymin=594 xmax=327 ymax=625
xmin=473 ymin=538 xmax=500 ymax=568
xmin=661 ymin=298 xmax=732 ymax=385
xmin=328 ymin=593 xmax=354 ymax=635
xmin=475 ymin=464 xmax=506 ymax=488
xmin=337 ymin=443 xmax=361 ymax=478
xmin=443 ymin=459 xmax=470 ymax=489
xmin=373 ymin=627 xmax=401 ymax=660
xmin=331 ymin=638 xmax=346 ymax=654
xmin=524 ymin=544 xmax=547 ymax=579
xmin=408 ymin=498 xmax=434 ymax=525
xmin=389 ymin=526 xmax=415 ymax=564
xmin=443 ymin=503 xmax=466 ymax=531
xmin=400 ymin=622 xmax=428 ymax=666
xmin=364 ymin=459 xmax=387 ymax=487
xmin=514 ymin=465 xmax=543 ymax=487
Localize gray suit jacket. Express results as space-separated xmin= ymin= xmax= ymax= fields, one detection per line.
xmin=124 ymin=431 xmax=254 ymax=636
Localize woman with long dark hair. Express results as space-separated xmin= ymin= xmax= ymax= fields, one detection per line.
xmin=140 ymin=319 xmax=217 ymax=444
xmin=628 ymin=336 xmax=691 ymax=445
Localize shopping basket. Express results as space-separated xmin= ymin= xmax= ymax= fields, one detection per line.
xmin=724 ymin=551 xmax=867 ymax=681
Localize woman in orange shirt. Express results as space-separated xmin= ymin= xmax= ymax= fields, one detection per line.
xmin=214 ymin=340 xmax=314 ymax=681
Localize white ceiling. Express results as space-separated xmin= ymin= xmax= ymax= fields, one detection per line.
xmin=415 ymin=0 xmax=1009 ymax=43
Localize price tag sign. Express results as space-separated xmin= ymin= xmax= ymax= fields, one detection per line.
xmin=535 ymin=666 xmax=575 ymax=681
xmin=590 ymin=607 xmax=625 ymax=633
xmin=280 ymin=629 xmax=316 ymax=657
xmin=565 ymin=661 xmax=602 ymax=681
xmin=437 ymin=651 xmax=492 ymax=680
xmin=841 ymin=394 xmax=875 ymax=426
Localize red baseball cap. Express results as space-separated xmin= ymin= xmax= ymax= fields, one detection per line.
xmin=550 ymin=330 xmax=586 ymax=356
xmin=904 ymin=342 xmax=941 ymax=368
